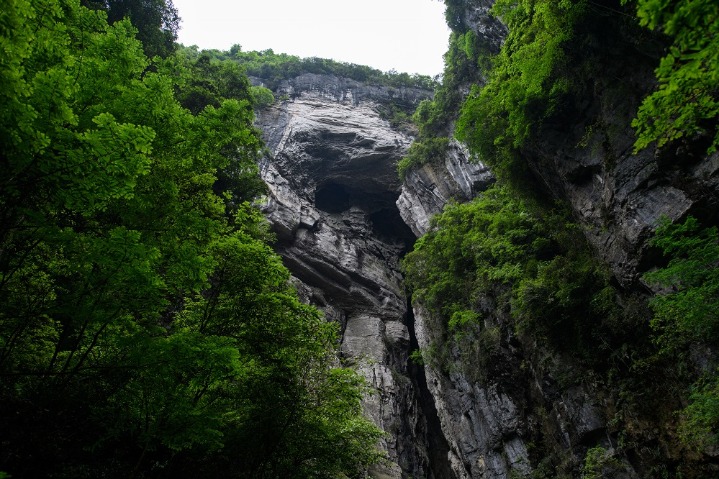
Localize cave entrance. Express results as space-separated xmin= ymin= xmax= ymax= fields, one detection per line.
xmin=369 ymin=207 xmax=416 ymax=253
xmin=315 ymin=182 xmax=350 ymax=213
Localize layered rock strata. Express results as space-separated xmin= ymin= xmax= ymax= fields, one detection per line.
xmin=255 ymin=78 xmax=438 ymax=478
xmin=397 ymin=139 xmax=493 ymax=236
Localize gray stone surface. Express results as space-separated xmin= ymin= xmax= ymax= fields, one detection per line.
xmin=397 ymin=140 xmax=494 ymax=236
xmin=255 ymin=83 xmax=434 ymax=478
xmin=414 ymin=305 xmax=531 ymax=479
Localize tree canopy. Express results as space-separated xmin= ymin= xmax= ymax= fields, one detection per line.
xmin=0 ymin=1 xmax=381 ymax=477
xmin=83 ymin=0 xmax=180 ymax=57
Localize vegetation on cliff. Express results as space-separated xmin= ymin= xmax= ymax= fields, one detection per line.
xmin=644 ymin=217 xmax=719 ymax=452
xmin=0 ymin=1 xmax=382 ymax=477
xmin=626 ymin=0 xmax=719 ymax=154
xmin=403 ymin=0 xmax=719 ymax=476
xmin=404 ymin=185 xmax=620 ymax=367
xmin=198 ymin=45 xmax=438 ymax=92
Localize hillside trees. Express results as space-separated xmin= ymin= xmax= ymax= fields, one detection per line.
xmin=397 ymin=27 xmax=489 ymax=178
xmin=223 ymin=47 xmax=438 ymax=91
xmin=0 ymin=1 xmax=380 ymax=477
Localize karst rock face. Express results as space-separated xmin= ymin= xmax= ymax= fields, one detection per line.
xmin=253 ymin=70 xmax=505 ymax=477
xmin=255 ymin=74 xmax=441 ymax=478
xmin=397 ymin=139 xmax=494 ymax=237
xmin=403 ymin=1 xmax=719 ymax=478
xmin=251 ymin=9 xmax=719 ymax=473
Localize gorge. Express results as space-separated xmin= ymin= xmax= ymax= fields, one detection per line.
xmin=252 ymin=72 xmax=493 ymax=477
xmin=248 ymin=1 xmax=719 ymax=477
xmin=1 ymin=0 xmax=718 ymax=478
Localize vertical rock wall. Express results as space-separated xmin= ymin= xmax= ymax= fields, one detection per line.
xmin=254 ymin=77 xmax=439 ymax=478
xmin=394 ymin=1 xmax=719 ymax=478
xmin=251 ymin=71 xmax=529 ymax=478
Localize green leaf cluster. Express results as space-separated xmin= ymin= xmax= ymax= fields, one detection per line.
xmin=249 ymin=85 xmax=275 ymax=109
xmin=0 ymin=1 xmax=381 ymax=477
xmin=580 ymin=446 xmax=624 ymax=479
xmin=403 ymin=185 xmax=619 ymax=369
xmin=83 ymin=0 xmax=180 ymax=58
xmin=644 ymin=216 xmax=719 ymax=349
xmin=625 ymin=0 xmax=719 ymax=153
xmin=643 ymin=217 xmax=719 ymax=451
xmin=678 ymin=373 xmax=719 ymax=451
xmin=456 ymin=0 xmax=586 ymax=176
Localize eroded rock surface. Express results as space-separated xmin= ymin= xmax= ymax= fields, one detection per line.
xmin=255 ymin=78 xmax=437 ymax=478
xmin=397 ymin=1 xmax=719 ymax=477
xmin=397 ymin=140 xmax=493 ymax=236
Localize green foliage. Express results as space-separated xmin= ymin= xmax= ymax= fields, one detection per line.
xmin=209 ymin=46 xmax=438 ymax=91
xmin=84 ymin=0 xmax=180 ymax=58
xmin=678 ymin=373 xmax=719 ymax=451
xmin=397 ymin=137 xmax=450 ymax=179
xmin=0 ymin=1 xmax=381 ymax=477
xmin=643 ymin=217 xmax=719 ymax=453
xmin=403 ymin=185 xmax=619 ymax=369
xmin=409 ymin=349 xmax=426 ymax=366
xmin=396 ymin=26 xmax=487 ymax=179
xmin=249 ymin=85 xmax=275 ymax=109
xmin=169 ymin=49 xmax=253 ymax=114
xmin=644 ymin=216 xmax=719 ymax=349
xmin=624 ymin=0 xmax=719 ymax=153
xmin=512 ymin=250 xmax=617 ymax=351
xmin=456 ymin=0 xmax=586 ymax=174
xmin=581 ymin=446 xmax=623 ymax=479
xmin=377 ymin=102 xmax=415 ymax=134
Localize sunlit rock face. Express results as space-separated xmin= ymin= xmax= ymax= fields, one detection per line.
xmin=254 ymin=76 xmax=437 ymax=478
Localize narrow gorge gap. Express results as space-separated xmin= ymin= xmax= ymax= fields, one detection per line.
xmin=405 ymin=298 xmax=454 ymax=479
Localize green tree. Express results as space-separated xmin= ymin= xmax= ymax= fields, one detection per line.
xmin=0 ymin=1 xmax=381 ymax=477
xmin=249 ymin=85 xmax=275 ymax=109
xmin=83 ymin=0 xmax=180 ymax=57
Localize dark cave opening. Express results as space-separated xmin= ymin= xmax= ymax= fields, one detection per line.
xmin=369 ymin=207 xmax=416 ymax=253
xmin=315 ymin=182 xmax=416 ymax=252
xmin=315 ymin=182 xmax=350 ymax=213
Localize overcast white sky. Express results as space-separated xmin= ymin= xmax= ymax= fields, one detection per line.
xmin=172 ymin=0 xmax=450 ymax=76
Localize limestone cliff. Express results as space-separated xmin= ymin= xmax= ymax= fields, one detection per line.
xmin=397 ymin=139 xmax=493 ymax=237
xmin=395 ymin=1 xmax=719 ymax=478
xmin=254 ymin=75 xmax=445 ymax=478
xmin=251 ymin=6 xmax=719 ymax=475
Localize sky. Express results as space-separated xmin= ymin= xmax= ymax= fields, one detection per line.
xmin=171 ymin=0 xmax=451 ymax=77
